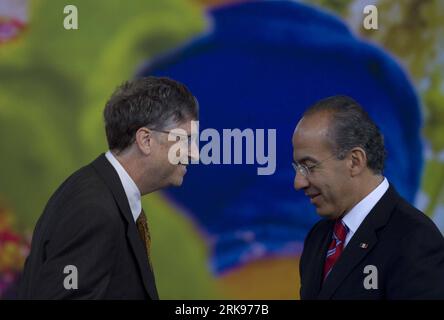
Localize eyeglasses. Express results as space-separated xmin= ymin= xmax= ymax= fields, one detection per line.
xmin=149 ymin=128 xmax=193 ymax=149
xmin=292 ymin=154 xmax=337 ymax=177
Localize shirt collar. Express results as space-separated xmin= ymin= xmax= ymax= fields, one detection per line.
xmin=342 ymin=177 xmax=389 ymax=235
xmin=105 ymin=151 xmax=141 ymax=222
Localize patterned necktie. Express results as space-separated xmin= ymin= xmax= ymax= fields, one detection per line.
xmin=136 ymin=208 xmax=153 ymax=268
xmin=323 ymin=219 xmax=349 ymax=281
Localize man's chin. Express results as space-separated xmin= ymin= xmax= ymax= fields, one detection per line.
xmin=171 ymin=175 xmax=184 ymax=187
xmin=167 ymin=166 xmax=187 ymax=187
xmin=315 ymin=206 xmax=336 ymax=219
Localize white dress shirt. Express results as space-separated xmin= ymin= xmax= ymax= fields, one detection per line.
xmin=105 ymin=151 xmax=141 ymax=222
xmin=342 ymin=177 xmax=389 ymax=247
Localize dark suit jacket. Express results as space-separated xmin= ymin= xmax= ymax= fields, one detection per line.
xmin=19 ymin=154 xmax=159 ymax=299
xmin=300 ymin=185 xmax=444 ymax=300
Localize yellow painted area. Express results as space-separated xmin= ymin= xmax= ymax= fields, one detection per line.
xmin=216 ymin=256 xmax=301 ymax=300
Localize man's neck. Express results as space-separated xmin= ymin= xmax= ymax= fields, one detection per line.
xmin=360 ymin=174 xmax=384 ymax=200
xmin=340 ymin=174 xmax=384 ymax=219
xmin=112 ymin=150 xmax=160 ymax=196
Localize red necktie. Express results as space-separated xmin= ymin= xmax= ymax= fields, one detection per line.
xmin=323 ymin=219 xmax=349 ymax=281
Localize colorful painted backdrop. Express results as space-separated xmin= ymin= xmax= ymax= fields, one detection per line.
xmin=1 ymin=0 xmax=443 ymax=299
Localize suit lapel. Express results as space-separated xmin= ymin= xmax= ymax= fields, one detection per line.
xmin=307 ymin=220 xmax=334 ymax=298
xmin=317 ymin=227 xmax=378 ymax=299
xmin=317 ymin=185 xmax=399 ymax=299
xmin=126 ymin=217 xmax=159 ymax=300
xmin=91 ymin=154 xmax=159 ymax=300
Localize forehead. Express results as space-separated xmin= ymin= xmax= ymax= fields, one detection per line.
xmin=166 ymin=118 xmax=196 ymax=133
xmin=292 ymin=113 xmax=332 ymax=161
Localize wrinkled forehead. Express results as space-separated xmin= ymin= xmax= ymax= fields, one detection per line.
xmin=292 ymin=114 xmax=333 ymax=161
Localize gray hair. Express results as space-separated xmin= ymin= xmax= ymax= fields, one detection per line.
xmin=304 ymin=95 xmax=386 ymax=174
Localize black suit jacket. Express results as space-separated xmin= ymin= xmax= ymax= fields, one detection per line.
xmin=19 ymin=154 xmax=159 ymax=299
xmin=300 ymin=185 xmax=444 ymax=300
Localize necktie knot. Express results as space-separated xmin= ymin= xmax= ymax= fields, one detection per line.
xmin=333 ymin=220 xmax=349 ymax=244
xmin=137 ymin=209 xmax=147 ymax=227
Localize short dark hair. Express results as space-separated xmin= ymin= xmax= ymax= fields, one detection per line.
xmin=304 ymin=95 xmax=386 ymax=174
xmin=104 ymin=77 xmax=198 ymax=151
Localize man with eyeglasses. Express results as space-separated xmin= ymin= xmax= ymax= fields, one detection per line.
xmin=294 ymin=95 xmax=444 ymax=300
xmin=19 ymin=77 xmax=198 ymax=299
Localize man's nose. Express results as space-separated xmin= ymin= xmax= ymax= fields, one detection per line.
xmin=294 ymin=171 xmax=309 ymax=190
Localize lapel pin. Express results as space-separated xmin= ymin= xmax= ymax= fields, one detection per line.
xmin=360 ymin=242 xmax=368 ymax=249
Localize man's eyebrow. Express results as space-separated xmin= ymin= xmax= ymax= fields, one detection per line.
xmin=295 ymin=156 xmax=318 ymax=164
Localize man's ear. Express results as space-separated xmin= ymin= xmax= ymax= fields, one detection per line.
xmin=135 ymin=127 xmax=152 ymax=155
xmin=349 ymin=147 xmax=367 ymax=177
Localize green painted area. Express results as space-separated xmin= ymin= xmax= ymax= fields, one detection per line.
xmin=0 ymin=0 xmax=219 ymax=299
